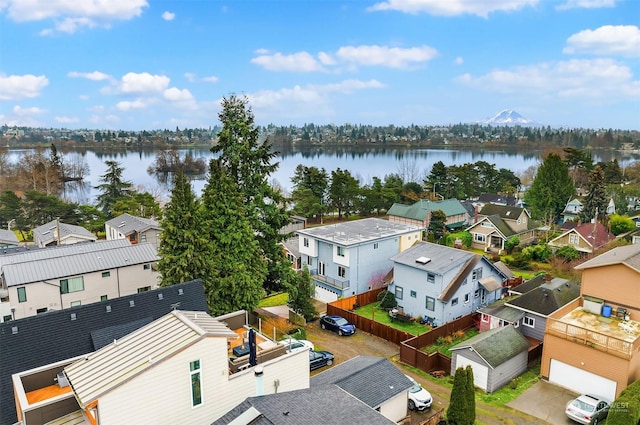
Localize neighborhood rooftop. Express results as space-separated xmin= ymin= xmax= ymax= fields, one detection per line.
xmin=450 ymin=325 xmax=530 ymax=368
xmin=2 ymin=239 xmax=158 ymax=286
xmin=390 ymin=241 xmax=475 ymax=275
xmin=574 ymin=243 xmax=640 ymax=271
xmin=296 ymin=218 xmax=421 ymax=245
xmin=105 ymin=213 xmax=159 ymax=234
xmin=33 ymin=220 xmax=97 ymax=245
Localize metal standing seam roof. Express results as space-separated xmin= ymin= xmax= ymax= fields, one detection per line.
xmin=574 ymin=243 xmax=640 ymax=272
xmin=33 ymin=220 xmax=97 ymax=245
xmin=0 ymin=239 xmax=129 ymax=267
xmin=106 ymin=213 xmax=159 ymax=235
xmin=3 ymin=241 xmax=159 ymax=286
xmin=296 ymin=218 xmax=421 ymax=246
xmin=64 ymin=310 xmax=237 ymax=407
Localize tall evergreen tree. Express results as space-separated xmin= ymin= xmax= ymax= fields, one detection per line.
xmin=447 ymin=367 xmax=471 ymax=425
xmin=200 ymin=159 xmax=267 ymax=315
xmin=465 ymin=365 xmax=476 ymax=424
xmin=581 ymin=165 xmax=608 ymax=223
xmin=328 ymin=168 xmax=360 ymax=218
xmin=212 ymin=95 xmax=293 ymax=294
xmin=94 ymin=160 xmax=133 ymax=217
xmin=524 ymin=153 xmax=575 ymax=221
xmin=288 ymin=268 xmax=317 ymax=321
xmin=158 ymin=170 xmax=211 ymax=287
xmin=290 ymin=165 xmax=328 ymax=222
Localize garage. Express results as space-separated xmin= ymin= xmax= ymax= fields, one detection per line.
xmin=549 ymin=360 xmax=617 ymax=401
xmin=314 ymin=284 xmax=338 ymax=303
xmin=454 ymin=355 xmax=489 ymax=390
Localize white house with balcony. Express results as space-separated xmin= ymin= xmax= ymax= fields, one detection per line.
xmin=0 ymin=239 xmax=159 ymax=322
xmin=296 ymin=218 xmax=422 ymax=302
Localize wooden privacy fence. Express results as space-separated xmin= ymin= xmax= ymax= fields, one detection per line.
xmin=327 ymin=290 xmax=476 ymax=372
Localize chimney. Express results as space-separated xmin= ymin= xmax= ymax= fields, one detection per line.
xmin=255 ymin=366 xmax=264 ymax=396
xmin=474 ymin=205 xmax=479 ymax=224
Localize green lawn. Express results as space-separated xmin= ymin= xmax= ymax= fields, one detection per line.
xmin=422 ymin=328 xmax=479 ymax=356
xmin=258 ymin=292 xmax=288 ymax=307
xmin=353 ymin=303 xmax=430 ymax=335
xmin=476 ymin=362 xmax=541 ymax=406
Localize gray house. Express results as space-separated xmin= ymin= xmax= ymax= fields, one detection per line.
xmin=389 ymin=241 xmax=509 ymax=326
xmin=0 ymin=229 xmax=19 ymax=249
xmin=33 ymin=220 xmax=96 ymax=247
xmin=297 ymin=218 xmax=422 ymax=302
xmin=105 ymin=213 xmax=161 ymax=249
xmin=450 ymin=325 xmax=529 ymax=393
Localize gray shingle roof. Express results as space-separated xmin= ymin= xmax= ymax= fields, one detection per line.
xmin=479 ymin=204 xmax=529 ymax=220
xmin=509 ymin=274 xmax=546 ymax=295
xmin=296 ymin=218 xmax=421 ymax=246
xmin=574 ymin=243 xmax=640 ymax=272
xmin=505 ymin=278 xmax=580 ymax=316
xmin=0 ymin=279 xmax=208 ymax=425
xmin=450 ymin=326 xmax=529 ymax=368
xmin=212 ymin=386 xmax=396 ymax=425
xmin=310 ymin=356 xmax=412 ymax=409
xmin=390 ymin=241 xmax=475 ymax=276
xmin=33 ymin=220 xmax=96 ymax=246
xmin=387 ymin=199 xmax=467 ymax=221
xmin=477 ymin=298 xmax=525 ymax=323
xmin=105 ymin=213 xmax=159 ymax=235
xmin=0 ymin=229 xmax=19 ymax=245
xmin=2 ymin=240 xmax=158 ymax=286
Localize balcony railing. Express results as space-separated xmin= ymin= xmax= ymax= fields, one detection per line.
xmin=546 ymin=317 xmax=638 ymax=359
xmin=310 ymin=270 xmax=350 ymax=290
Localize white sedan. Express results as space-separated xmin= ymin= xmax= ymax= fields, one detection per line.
xmin=280 ymin=337 xmax=315 ymax=353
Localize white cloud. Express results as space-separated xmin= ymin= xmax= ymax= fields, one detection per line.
xmin=68 ymin=71 xmax=111 ymax=81
xmin=164 ymin=87 xmax=194 ymax=102
xmin=366 ymin=0 xmax=537 ymax=17
xmin=556 ymin=0 xmax=618 ymax=10
xmin=12 ymin=105 xmax=46 ymax=116
xmin=318 ymin=52 xmax=337 ymax=66
xmin=251 ymin=51 xmax=324 ymax=72
xmin=120 ymin=72 xmax=170 ymax=93
xmin=202 ymin=75 xmax=219 ymax=83
xmin=79 ymin=95 xmax=89 ymax=100
xmin=3 ymin=0 xmax=148 ymax=34
xmin=162 ymin=11 xmax=175 ymax=21
xmin=55 ymin=116 xmax=80 ymax=124
xmin=456 ymin=58 xmax=639 ymax=102
xmin=564 ymin=25 xmax=640 ymax=57
xmin=455 ymin=56 xmax=464 ymax=65
xmin=184 ymin=72 xmax=196 ymax=82
xmin=0 ymin=74 xmax=49 ymax=100
xmin=1 ymin=105 xmax=46 ymax=126
xmin=184 ymin=72 xmax=218 ymax=83
xmin=116 ymin=99 xmax=147 ymax=111
xmin=336 ymin=45 xmax=438 ymax=69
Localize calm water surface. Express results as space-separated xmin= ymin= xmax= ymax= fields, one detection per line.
xmin=8 ymin=146 xmax=636 ymax=204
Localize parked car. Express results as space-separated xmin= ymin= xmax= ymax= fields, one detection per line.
xmin=565 ymin=394 xmax=609 ymax=425
xmin=280 ymin=337 xmax=314 ymax=353
xmin=309 ymin=350 xmax=334 ymax=371
xmin=319 ymin=315 xmax=356 ymax=336
xmin=405 ymin=375 xmax=432 ymax=411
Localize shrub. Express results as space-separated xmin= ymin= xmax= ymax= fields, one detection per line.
xmin=287 ymin=327 xmax=307 ymax=340
xmin=606 ymin=378 xmax=640 ymax=425
xmin=555 ymin=245 xmax=580 ymax=262
xmin=436 ymin=336 xmax=445 ymax=345
xmin=504 ymin=236 xmax=520 ymax=253
xmin=444 ymin=335 xmax=454 ymax=344
xmin=609 ymin=214 xmax=636 ymax=235
xmin=453 ymin=329 xmax=465 ymax=339
xmin=509 ymin=378 xmax=519 ymax=390
xmin=445 ymin=231 xmax=472 ymax=248
xmin=447 ymin=367 xmax=475 ymax=425
xmin=377 ymin=290 xmax=398 ymax=309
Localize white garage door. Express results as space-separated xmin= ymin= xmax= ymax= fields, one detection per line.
xmin=549 ymin=360 xmax=617 ymax=401
xmin=314 ymin=285 xmax=338 ymax=303
xmin=455 ymin=355 xmax=489 ymax=391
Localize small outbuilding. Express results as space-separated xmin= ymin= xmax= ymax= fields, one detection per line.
xmin=450 ymin=325 xmax=529 ymax=393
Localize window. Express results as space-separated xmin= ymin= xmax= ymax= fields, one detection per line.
xmin=395 ymin=286 xmax=403 ymax=300
xmin=137 ymin=286 xmax=151 ymax=293
xmin=318 ymin=261 xmax=326 ymax=276
xmin=474 ymin=289 xmax=480 ymax=298
xmin=474 ymin=233 xmax=486 ymax=242
xmin=472 ymin=268 xmax=482 ymax=281
xmin=141 ymin=233 xmax=147 ymax=243
xmin=17 ymin=287 xmax=27 ymax=303
xmin=427 ymin=273 xmax=435 ymax=283
xmin=102 ymin=271 xmax=111 ymax=278
xmin=36 ymin=307 xmax=48 ymax=314
xmin=101 ymin=295 xmax=108 ymax=302
xmin=60 ymin=277 xmax=84 ymax=294
xmin=143 ymin=264 xmax=151 ymax=270
xmin=464 ymin=293 xmax=470 ymax=303
xmin=286 ymin=253 xmax=294 ymax=263
xmin=410 ymin=290 xmax=417 ymax=298
xmin=190 ymin=360 xmax=202 ymax=407
xmin=307 ymin=256 xmax=312 ymax=266
xmin=425 ymin=296 xmax=435 ymax=311
xmin=373 ymin=242 xmax=379 ymax=249
xmin=481 ymin=222 xmax=493 ymax=228
xmin=481 ymin=313 xmax=489 ymax=322
xmin=303 ymin=237 xmax=309 ymax=247
xmin=569 ymin=234 xmax=579 ymax=245
xmin=70 ymin=301 xmax=81 ymax=307
xmin=129 ymin=234 xmax=136 ymax=242
xmin=338 ymin=266 xmax=346 ymax=278
xmin=523 ymin=316 xmax=535 ymax=328
xmin=2 ymin=315 xmax=11 ymax=322
xmin=451 ymin=297 xmax=458 ymax=306
xmin=336 ymin=246 xmax=345 ymax=257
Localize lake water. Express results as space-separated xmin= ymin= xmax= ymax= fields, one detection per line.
xmin=7 ymin=146 xmax=636 ymax=204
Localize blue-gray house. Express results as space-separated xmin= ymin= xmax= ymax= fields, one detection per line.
xmin=389 ymin=241 xmax=509 ymax=325
xmin=297 ymin=218 xmax=423 ymax=302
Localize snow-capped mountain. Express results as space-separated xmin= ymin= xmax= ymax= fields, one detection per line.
xmin=481 ymin=110 xmax=542 ymax=127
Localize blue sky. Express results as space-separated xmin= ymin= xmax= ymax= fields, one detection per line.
xmin=1 ymin=0 xmax=639 ymax=131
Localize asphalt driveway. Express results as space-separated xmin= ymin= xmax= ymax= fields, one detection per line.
xmin=508 ymin=380 xmax=579 ymax=425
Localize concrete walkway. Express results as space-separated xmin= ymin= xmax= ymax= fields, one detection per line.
xmin=507 ymin=380 xmax=579 ymax=424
